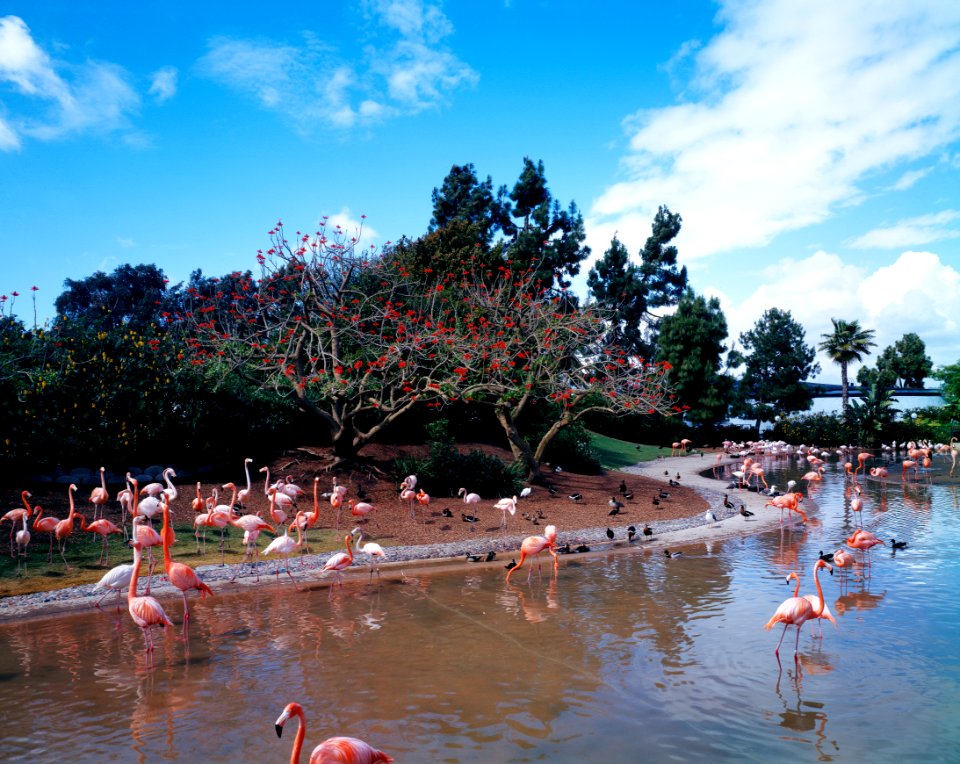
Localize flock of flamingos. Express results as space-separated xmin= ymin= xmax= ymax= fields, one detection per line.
xmin=4 ymin=437 xmax=958 ymax=761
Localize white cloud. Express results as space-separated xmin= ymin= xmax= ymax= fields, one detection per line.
xmin=890 ymin=167 xmax=932 ymax=191
xmin=148 ymin=66 xmax=177 ymax=103
xmin=200 ymin=1 xmax=476 ymax=133
xmin=712 ymin=250 xmax=960 ymax=379
xmin=848 ymin=210 xmax=960 ymax=249
xmin=0 ymin=15 xmax=140 ymax=148
xmin=588 ymin=1 xmax=960 ymax=261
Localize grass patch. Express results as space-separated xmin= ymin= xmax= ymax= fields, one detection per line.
xmin=587 ymin=431 xmax=663 ymax=470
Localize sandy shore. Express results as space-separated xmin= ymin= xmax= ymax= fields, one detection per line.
xmin=0 ymin=456 xmax=784 ymax=624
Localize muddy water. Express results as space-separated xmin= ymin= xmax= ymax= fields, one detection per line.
xmin=2 ymin=456 xmax=960 ymax=762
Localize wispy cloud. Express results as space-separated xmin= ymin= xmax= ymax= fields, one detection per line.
xmin=588 ymin=1 xmax=960 ymax=260
xmin=848 ymin=210 xmax=960 ymax=249
xmin=148 ymin=66 xmax=177 ymax=103
xmin=199 ymin=0 xmax=476 ymax=133
xmin=0 ymin=15 xmax=140 ymax=149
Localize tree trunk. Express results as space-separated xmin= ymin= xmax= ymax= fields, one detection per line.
xmin=841 ymin=362 xmax=849 ymax=413
xmin=493 ymin=404 xmax=541 ymax=481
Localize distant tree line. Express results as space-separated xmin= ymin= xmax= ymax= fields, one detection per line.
xmin=1 ymin=158 xmax=956 ymax=483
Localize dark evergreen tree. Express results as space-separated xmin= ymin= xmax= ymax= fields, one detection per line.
xmin=586 ymin=206 xmax=687 ymax=357
xmin=54 ymin=263 xmax=169 ymax=331
xmin=732 ymin=308 xmax=820 ymax=433
xmin=655 ymin=289 xmax=733 ymax=425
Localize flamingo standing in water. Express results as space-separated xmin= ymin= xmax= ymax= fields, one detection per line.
xmin=764 ymin=559 xmax=832 ymax=660
xmin=89 ymin=466 xmax=110 ymax=520
xmin=321 ymin=534 xmax=354 ymax=586
xmin=850 ymin=484 xmax=864 ymax=527
xmin=351 ymin=527 xmax=386 ymax=580
xmin=274 ymin=702 xmax=393 ymax=763
xmin=160 ymin=493 xmax=213 ymax=629
xmin=785 ymin=569 xmax=838 ymax=637
xmin=127 ymin=540 xmax=174 ymax=657
xmin=506 ymin=524 xmax=559 ymax=582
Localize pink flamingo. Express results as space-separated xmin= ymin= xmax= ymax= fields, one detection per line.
xmin=330 ymin=491 xmax=344 ymax=531
xmin=89 ymin=466 xmax=110 ymax=519
xmin=506 ymin=524 xmax=559 ymax=582
xmin=263 ymin=512 xmax=305 ymax=582
xmin=321 ymin=534 xmax=354 ymax=586
xmin=416 ymin=488 xmax=431 ymax=510
xmin=901 ymin=459 xmax=918 ymax=482
xmin=31 ymin=505 xmax=59 ymax=562
xmin=127 ymin=540 xmax=174 ymax=656
xmin=349 ymin=499 xmax=375 ymax=524
xmin=1 ymin=490 xmax=32 ymax=557
xmin=786 ymin=569 xmax=838 ymax=638
xmin=399 ymin=488 xmax=417 ymax=520
xmin=846 ymin=529 xmax=885 ymax=565
xmin=54 ymin=483 xmax=80 ymax=568
xmin=764 ymin=559 xmax=831 ymax=660
xmin=869 ymin=466 xmax=889 ymax=490
xmin=800 ymin=466 xmax=824 ymax=483
xmin=79 ymin=512 xmax=123 ymax=566
xmin=160 ymin=493 xmax=213 ymax=629
xmin=190 ymin=481 xmax=205 ymax=513
xmin=261 ymin=466 xmax=297 ymax=513
xmin=832 ymin=547 xmax=858 ymax=581
xmin=274 ymin=701 xmax=393 ymax=763
xmin=132 ymin=515 xmax=163 ymax=594
xmin=855 ymin=451 xmax=871 ymax=479
xmin=229 ymin=503 xmax=275 ymax=581
xmin=850 ymin=484 xmax=864 ymax=527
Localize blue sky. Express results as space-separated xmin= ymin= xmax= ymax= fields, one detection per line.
xmin=2 ymin=1 xmax=959 ymax=384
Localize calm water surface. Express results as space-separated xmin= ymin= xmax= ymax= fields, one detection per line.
xmin=2 ymin=454 xmax=959 ymax=762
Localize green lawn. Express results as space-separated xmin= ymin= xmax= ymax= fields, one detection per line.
xmin=587 ymin=431 xmax=663 ymax=470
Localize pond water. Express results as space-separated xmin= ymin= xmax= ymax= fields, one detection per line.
xmin=2 ymin=454 xmax=959 ymax=762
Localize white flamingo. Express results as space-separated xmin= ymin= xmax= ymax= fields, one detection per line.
xmin=236 ymin=458 xmax=254 ymax=507
xmin=263 ymin=513 xmax=305 ymax=582
xmin=493 ymin=496 xmax=518 ymax=530
xmin=351 ymin=527 xmax=386 ymax=580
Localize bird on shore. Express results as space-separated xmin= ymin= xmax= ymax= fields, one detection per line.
xmin=627 ymin=526 xmax=637 ymax=542
xmin=568 ymin=493 xmax=583 ymax=503
xmin=705 ymin=510 xmax=718 ymax=525
xmin=606 ymin=528 xmax=615 ymax=540
xmin=465 ymin=553 xmax=483 ymax=562
xmin=669 ymin=479 xmax=680 ymax=487
xmin=643 ymin=524 xmax=653 ymax=537
xmin=609 ymin=496 xmax=625 ymax=514
xmin=619 ymin=480 xmax=628 ymax=496
xmin=723 ymin=494 xmax=735 ymax=509
xmin=622 ymin=490 xmax=634 ymax=500
xmin=520 ymin=486 xmax=533 ymax=499
xmin=658 ymin=490 xmax=670 ymax=500
xmin=652 ymin=496 xmax=661 ymax=507
xmin=441 ymin=508 xmax=453 ymax=518
xmin=461 ymin=512 xmax=479 ymax=524
xmin=739 ymin=505 xmax=754 ymax=518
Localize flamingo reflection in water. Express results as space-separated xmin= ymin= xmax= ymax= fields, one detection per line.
xmin=764 ymin=559 xmax=832 ymax=662
xmin=275 ymin=701 xmax=393 ymax=763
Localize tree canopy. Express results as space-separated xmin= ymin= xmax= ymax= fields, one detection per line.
xmin=818 ymin=318 xmax=876 ymax=412
xmin=731 ymin=307 xmax=819 ymax=432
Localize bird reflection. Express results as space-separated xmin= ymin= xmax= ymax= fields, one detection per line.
xmin=503 ymin=571 xmax=558 ymax=623
xmin=773 ymin=666 xmax=840 ymax=761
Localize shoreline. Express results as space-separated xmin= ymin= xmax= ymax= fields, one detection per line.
xmin=0 ymin=456 xmax=785 ymax=624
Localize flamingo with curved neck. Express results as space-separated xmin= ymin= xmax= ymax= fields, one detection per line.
xmin=274 ymin=701 xmax=393 ymax=763
xmin=127 ymin=540 xmax=174 ymax=656
xmin=765 ymin=559 xmax=832 ymax=659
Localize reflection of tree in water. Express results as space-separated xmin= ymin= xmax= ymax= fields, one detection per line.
xmin=769 ymin=665 xmax=840 ymax=762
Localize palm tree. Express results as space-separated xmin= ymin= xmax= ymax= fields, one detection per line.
xmin=819 ymin=318 xmax=876 ymax=413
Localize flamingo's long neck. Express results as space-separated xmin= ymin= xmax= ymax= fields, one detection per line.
xmin=263 ymin=467 xmax=271 ymax=496
xmin=354 ymin=531 xmax=363 ymax=554
xmin=311 ymin=479 xmax=319 ymax=521
xmin=20 ymin=490 xmax=32 ymax=512
xmin=129 ymin=544 xmax=143 ymax=600
xmin=161 ymin=499 xmax=173 ymax=570
xmin=812 ymin=563 xmax=826 ymax=617
xmin=244 ymin=460 xmax=252 ymax=493
xmin=787 ymin=572 xmax=800 ymax=597
xmin=100 ymin=468 xmax=107 ymax=493
xmin=67 ymin=485 xmax=77 ymax=521
xmin=290 ymin=711 xmax=305 ymax=764
xmin=345 ymin=535 xmax=354 ymax=562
